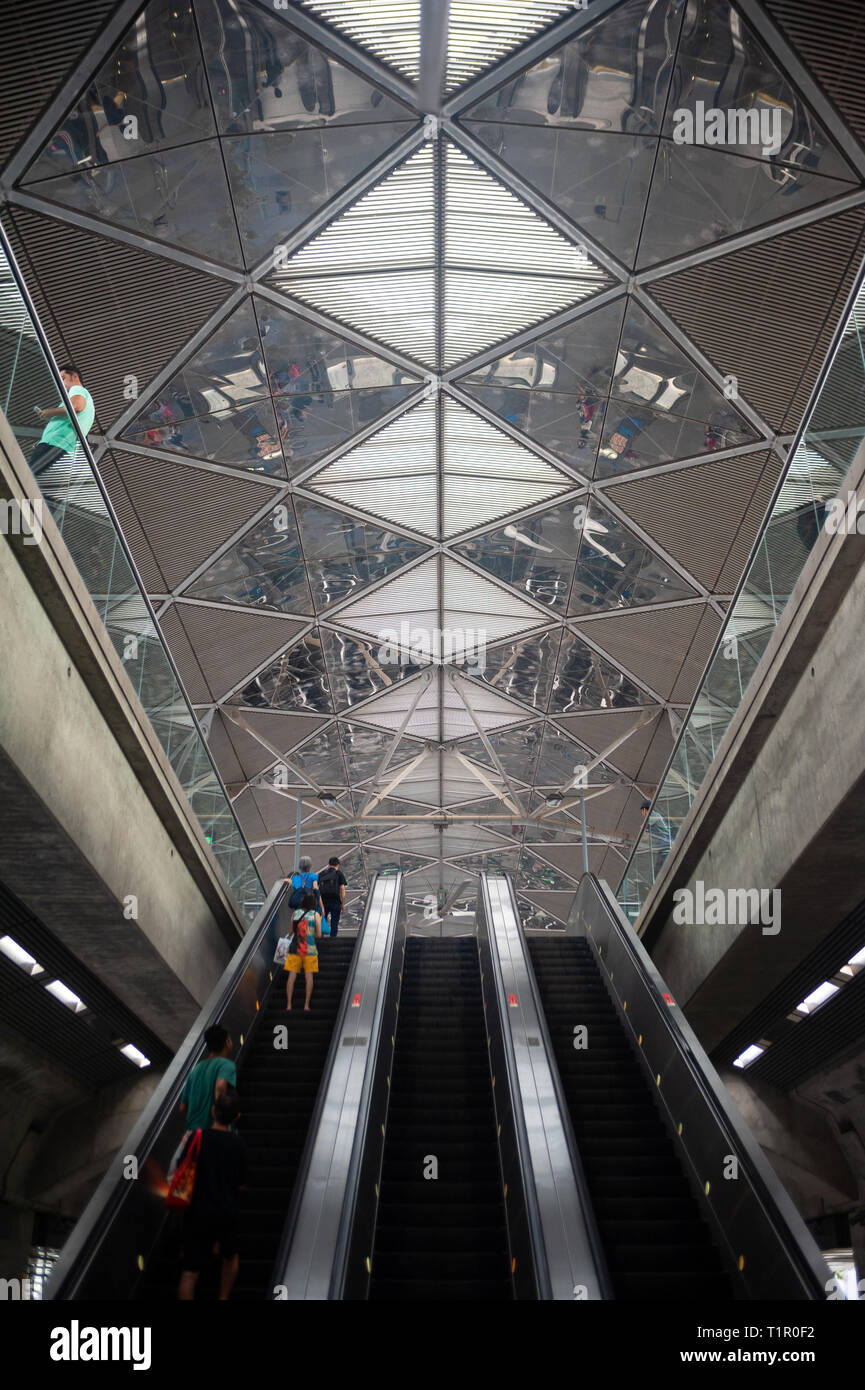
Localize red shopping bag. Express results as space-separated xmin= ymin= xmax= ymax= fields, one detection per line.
xmin=166 ymin=1129 xmax=202 ymax=1209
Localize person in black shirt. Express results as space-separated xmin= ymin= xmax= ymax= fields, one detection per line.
xmin=177 ymin=1086 xmax=246 ymax=1301
xmin=318 ymin=856 xmax=347 ymax=938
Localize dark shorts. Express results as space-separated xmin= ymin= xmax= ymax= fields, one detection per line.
xmin=181 ymin=1219 xmax=238 ymax=1272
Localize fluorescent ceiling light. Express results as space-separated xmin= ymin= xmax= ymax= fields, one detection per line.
xmin=119 ymin=1043 xmax=150 ymax=1069
xmin=0 ymin=934 xmax=44 ymax=976
xmin=733 ymin=1044 xmax=764 ymax=1069
xmin=45 ymin=979 xmax=87 ymax=1013
xmin=796 ymin=981 xmax=839 ymax=1014
xmin=846 ymin=945 xmax=865 ymax=968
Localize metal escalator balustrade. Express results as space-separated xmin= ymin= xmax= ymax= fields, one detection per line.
xmin=45 ymin=878 xmax=389 ymax=1300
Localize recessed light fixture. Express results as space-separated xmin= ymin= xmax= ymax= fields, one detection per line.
xmin=795 ymin=981 xmax=839 ymax=1015
xmin=45 ymin=980 xmax=87 ymax=1013
xmin=0 ymin=935 xmax=44 ymax=976
xmin=733 ymin=1044 xmax=765 ymax=1069
xmin=119 ymin=1043 xmax=150 ymax=1069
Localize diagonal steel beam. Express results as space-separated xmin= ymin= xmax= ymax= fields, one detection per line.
xmin=358 ymin=668 xmax=435 ymax=814
xmin=363 ymin=747 xmax=431 ymax=814
xmin=452 ymin=747 xmax=519 ymax=817
xmin=447 ymin=667 xmax=526 ymax=815
xmin=419 ymin=0 xmax=450 ymax=116
xmin=248 ymin=0 xmax=419 ymax=108
xmin=442 ymin=0 xmax=626 ymax=117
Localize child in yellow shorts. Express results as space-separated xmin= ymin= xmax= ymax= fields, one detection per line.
xmin=284 ymin=893 xmax=322 ymax=1012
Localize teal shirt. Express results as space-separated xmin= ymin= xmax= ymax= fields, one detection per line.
xmin=40 ymin=384 xmax=94 ymax=453
xmin=181 ymin=1056 xmax=237 ymax=1131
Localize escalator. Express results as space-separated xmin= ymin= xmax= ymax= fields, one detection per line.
xmin=367 ymin=938 xmax=513 ymax=1301
xmin=136 ymin=934 xmax=356 ymax=1301
xmin=528 ymin=935 xmax=729 ymax=1301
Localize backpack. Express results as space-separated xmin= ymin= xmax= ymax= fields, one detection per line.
xmin=288 ymin=871 xmax=314 ymax=909
xmin=319 ymin=866 xmax=341 ymax=899
xmin=289 ymin=909 xmax=312 ymax=956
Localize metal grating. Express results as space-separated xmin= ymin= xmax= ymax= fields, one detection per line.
xmin=171 ymin=602 xmax=306 ymax=703
xmin=648 ymin=206 xmax=865 ymax=432
xmin=445 ymin=0 xmax=575 ymax=93
xmin=0 ymin=0 xmax=122 ymax=172
xmin=575 ymin=603 xmax=715 ymax=702
xmin=297 ymin=0 xmax=422 ymax=80
xmin=762 ymin=0 xmax=865 ymax=147
xmin=103 ymin=451 xmax=277 ymax=591
xmin=606 ymin=451 xmax=778 ymax=591
xmin=2 ymin=204 xmax=235 ymax=429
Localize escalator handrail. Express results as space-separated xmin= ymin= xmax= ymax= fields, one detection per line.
xmin=491 ymin=874 xmax=615 ymax=1299
xmin=267 ymin=872 xmax=403 ymax=1300
xmin=576 ymin=873 xmax=830 ymax=1299
xmin=45 ymin=878 xmax=288 ymax=1300
xmin=478 ymin=874 xmax=552 ymax=1299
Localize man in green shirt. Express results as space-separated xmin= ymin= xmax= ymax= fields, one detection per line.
xmin=31 ymin=363 xmax=95 ymax=477
xmin=179 ymin=1025 xmax=237 ymax=1132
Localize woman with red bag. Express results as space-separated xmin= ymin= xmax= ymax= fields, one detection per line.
xmin=176 ymin=1087 xmax=247 ymax=1301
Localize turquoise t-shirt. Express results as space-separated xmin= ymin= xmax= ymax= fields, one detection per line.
xmin=40 ymin=384 xmax=94 ymax=453
xmin=181 ymin=1056 xmax=237 ymax=1131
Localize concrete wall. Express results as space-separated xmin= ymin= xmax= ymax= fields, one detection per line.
xmin=0 ymin=410 xmax=249 ymax=1049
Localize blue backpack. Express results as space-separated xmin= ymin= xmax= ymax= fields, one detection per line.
xmin=288 ymin=871 xmax=316 ymax=910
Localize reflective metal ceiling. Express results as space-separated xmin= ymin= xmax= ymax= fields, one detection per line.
xmin=3 ymin=0 xmax=865 ymax=927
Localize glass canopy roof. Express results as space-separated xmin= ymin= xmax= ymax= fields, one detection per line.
xmin=9 ymin=0 xmax=862 ymax=926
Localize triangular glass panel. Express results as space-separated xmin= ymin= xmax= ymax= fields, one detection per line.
xmin=443 ymin=140 xmax=613 ymax=367
xmin=460 ymin=297 xmax=758 ymax=479
xmin=461 ymin=0 xmax=686 ymax=266
xmin=320 ymin=627 xmax=429 ymax=710
xmin=594 ymin=301 xmax=760 ymax=476
xmin=198 ymin=0 xmax=414 ymax=134
xmin=223 ymin=120 xmax=417 ymax=268
xmin=464 ymin=0 xmax=682 ymax=134
xmin=25 ymin=141 xmax=243 ymax=267
xmin=22 ymin=0 xmax=215 ymax=183
xmin=455 ymin=496 xmax=695 ymax=617
xmin=260 ymin=725 xmax=346 ymax=786
xmin=549 ymin=629 xmax=654 ymax=713
xmin=662 ymin=0 xmax=856 ymax=184
xmin=270 ymin=142 xmax=437 ymax=366
xmin=459 ymin=298 xmax=626 ymax=471
xmin=228 ymin=634 xmax=332 ymax=714
xmin=184 ymin=499 xmax=314 ymax=614
xmin=636 ymin=143 xmax=855 ymax=270
xmin=123 ymin=297 xmax=420 ymax=477
xmin=453 ymin=629 xmax=564 ymax=712
xmin=293 ymin=496 xmax=430 ymax=613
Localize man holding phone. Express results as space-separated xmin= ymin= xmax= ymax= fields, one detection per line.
xmin=31 ymin=364 xmax=94 ymax=477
